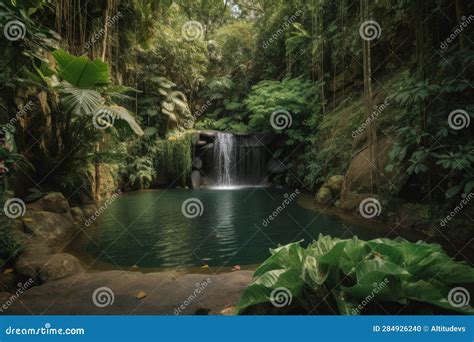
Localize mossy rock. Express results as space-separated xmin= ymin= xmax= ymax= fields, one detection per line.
xmin=315 ymin=187 xmax=333 ymax=205
xmin=325 ymin=175 xmax=345 ymax=195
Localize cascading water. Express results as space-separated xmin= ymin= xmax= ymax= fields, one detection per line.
xmin=210 ymin=132 xmax=268 ymax=187
xmin=213 ymin=133 xmax=237 ymax=186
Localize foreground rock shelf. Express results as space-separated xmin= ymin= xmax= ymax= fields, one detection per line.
xmin=2 ymin=270 xmax=253 ymax=315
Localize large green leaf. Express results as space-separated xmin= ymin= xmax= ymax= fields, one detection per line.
xmin=52 ymin=49 xmax=110 ymax=88
xmin=59 ymin=82 xmax=104 ymax=115
xmin=94 ymin=105 xmax=144 ymax=136
xmin=237 ymin=235 xmax=474 ymax=315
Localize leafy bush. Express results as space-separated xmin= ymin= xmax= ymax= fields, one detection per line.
xmin=245 ymin=77 xmax=320 ymax=144
xmin=237 ymin=235 xmax=474 ymax=315
xmin=155 ymin=133 xmax=195 ymax=186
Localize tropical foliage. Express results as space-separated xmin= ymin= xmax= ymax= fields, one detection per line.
xmin=237 ymin=235 xmax=474 ymax=315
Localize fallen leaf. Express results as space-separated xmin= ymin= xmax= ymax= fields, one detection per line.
xmin=232 ymin=265 xmax=241 ymax=271
xmin=201 ymin=264 xmax=209 ymax=269
xmin=3 ymin=268 xmax=13 ymax=274
xmin=23 ymin=218 xmax=33 ymax=223
xmin=220 ymin=307 xmax=236 ymax=316
xmin=136 ymin=291 xmax=147 ymax=299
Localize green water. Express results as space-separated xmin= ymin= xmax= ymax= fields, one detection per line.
xmin=85 ymin=188 xmax=383 ymax=268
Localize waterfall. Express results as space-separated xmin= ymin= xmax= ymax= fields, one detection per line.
xmin=210 ymin=133 xmax=268 ymax=187
xmin=213 ymin=133 xmax=236 ymax=186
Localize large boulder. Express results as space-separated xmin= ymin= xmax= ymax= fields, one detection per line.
xmin=27 ymin=192 xmax=70 ymax=214
xmin=344 ymin=137 xmax=402 ymax=193
xmin=21 ymin=211 xmax=75 ymax=246
xmin=15 ymin=253 xmax=84 ymax=284
xmin=339 ymin=191 xmax=372 ymax=211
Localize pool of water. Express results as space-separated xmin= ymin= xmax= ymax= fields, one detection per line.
xmin=79 ymin=188 xmax=386 ymax=269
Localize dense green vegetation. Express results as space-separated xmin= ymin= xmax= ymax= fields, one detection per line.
xmin=0 ymin=0 xmax=473 ymax=315
xmin=237 ymin=236 xmax=474 ymax=315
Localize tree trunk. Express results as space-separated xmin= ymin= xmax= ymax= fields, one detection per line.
xmin=361 ymin=0 xmax=379 ymax=195
xmin=101 ymin=0 xmax=110 ymax=62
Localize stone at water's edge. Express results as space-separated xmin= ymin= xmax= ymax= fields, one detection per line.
xmin=344 ymin=137 xmax=402 ymax=193
xmin=325 ymin=175 xmax=345 ymax=195
xmin=21 ymin=211 xmax=76 ymax=246
xmin=70 ymin=206 xmax=86 ymax=224
xmin=316 ymin=186 xmax=333 ymax=205
xmin=191 ymin=170 xmax=202 ymax=189
xmin=26 ymin=192 xmax=70 ymax=214
xmin=15 ymin=253 xmax=84 ymax=284
xmin=3 ymin=270 xmax=254 ymax=315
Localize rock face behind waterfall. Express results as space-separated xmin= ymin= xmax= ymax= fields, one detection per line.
xmin=195 ymin=132 xmax=270 ymax=187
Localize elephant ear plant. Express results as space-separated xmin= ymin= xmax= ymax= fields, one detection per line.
xmin=237 ymin=235 xmax=474 ymax=315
